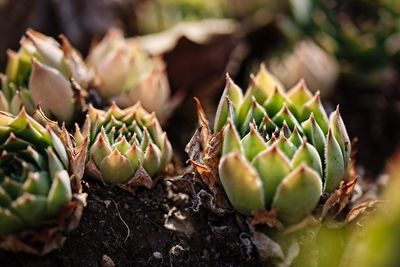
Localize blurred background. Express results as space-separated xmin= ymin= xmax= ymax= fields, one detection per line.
xmin=1 ymin=0 xmax=400 ymax=178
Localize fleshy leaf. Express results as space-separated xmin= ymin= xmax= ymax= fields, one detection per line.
xmin=219 ymin=153 xmax=265 ymax=215
xmin=272 ymin=165 xmax=322 ymax=225
xmin=252 ymin=146 xmax=291 ymax=207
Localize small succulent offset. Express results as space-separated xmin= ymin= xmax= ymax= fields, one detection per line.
xmin=86 ymin=29 xmax=171 ymax=119
xmin=0 ymin=109 xmax=86 ymax=237
xmin=215 ymin=66 xmax=351 ymax=225
xmin=0 ymin=30 xmax=90 ymax=125
xmin=75 ymin=102 xmax=172 ymax=186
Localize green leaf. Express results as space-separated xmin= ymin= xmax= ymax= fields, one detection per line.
xmin=222 ymin=121 xmax=243 ymax=156
xmin=47 ymin=170 xmax=72 ymax=217
xmin=287 ymin=79 xmax=313 ymax=118
xmin=291 ymin=139 xmax=323 ymax=176
xmin=0 ymin=207 xmax=23 ymax=236
xmin=219 ymin=153 xmax=265 ymax=215
xmin=275 ymin=132 xmax=297 ymax=159
xmin=288 ymin=126 xmax=303 ymax=147
xmin=22 ymin=171 xmax=50 ymax=196
xmin=47 ymin=148 xmax=66 ymax=179
xmin=272 ymin=165 xmax=322 ymax=225
xmin=124 ymin=143 xmax=144 ymax=174
xmin=329 ymin=106 xmax=351 ymax=168
xmin=142 ymin=142 xmax=161 ymax=177
xmin=252 ymin=146 xmax=291 ymax=207
xmin=252 ymin=64 xmax=284 ymax=103
xmin=272 ymin=104 xmax=302 ymax=132
xmin=10 ymin=193 xmax=47 ymax=227
xmin=301 ymin=113 xmax=326 ymax=159
xmin=263 ymin=87 xmax=288 ymax=117
xmin=90 ymin=129 xmax=113 ymax=167
xmin=324 ymin=129 xmax=345 ymax=192
xmin=100 ymin=149 xmax=135 ymax=184
xmin=302 ymin=92 xmax=329 ymax=133
xmin=241 ymin=124 xmax=267 ymax=161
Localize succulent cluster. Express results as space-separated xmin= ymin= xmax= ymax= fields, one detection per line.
xmin=76 ymin=103 xmax=172 ymax=185
xmin=216 ymin=66 xmax=351 ymax=225
xmin=0 ymin=28 xmax=175 ymax=253
xmin=87 ymin=29 xmax=171 ymax=118
xmin=0 ymin=30 xmax=90 ymax=125
xmin=0 ymin=109 xmax=78 ymax=236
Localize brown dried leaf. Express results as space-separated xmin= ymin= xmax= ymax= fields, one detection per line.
xmin=118 ymin=165 xmax=154 ymax=192
xmin=345 ymin=200 xmax=384 ymax=224
xmin=85 ymin=157 xmax=105 ymax=184
xmin=320 ymin=177 xmax=358 ymax=220
xmin=185 ymin=127 xmax=203 ymax=162
xmin=188 ymin=159 xmax=218 ymax=195
xmin=194 ymin=97 xmax=211 ymax=149
xmin=204 ymin=130 xmax=222 ymax=176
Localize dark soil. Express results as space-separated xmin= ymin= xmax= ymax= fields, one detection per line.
xmin=0 ymin=179 xmax=259 ymax=267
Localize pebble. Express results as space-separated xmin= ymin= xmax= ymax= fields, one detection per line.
xmin=100 ymin=255 xmax=115 ymax=267
xmin=153 ymin=251 xmax=163 ymax=259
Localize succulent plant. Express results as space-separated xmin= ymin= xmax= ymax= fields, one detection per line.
xmin=215 ymin=66 xmax=351 ymax=225
xmin=0 ymin=30 xmax=90 ymax=125
xmin=76 ymin=102 xmax=172 ymax=186
xmin=0 ymin=108 xmax=87 ymax=238
xmin=86 ymin=29 xmax=171 ymax=119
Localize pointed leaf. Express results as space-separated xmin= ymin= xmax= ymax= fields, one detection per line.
xmin=252 ymin=146 xmax=291 ymax=207
xmin=219 ymin=153 xmax=265 ymax=215
xmin=272 ymin=165 xmax=322 ymax=225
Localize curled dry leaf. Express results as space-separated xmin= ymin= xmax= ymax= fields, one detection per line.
xmin=186 ymin=97 xmax=229 ymax=211
xmin=345 ymin=200 xmax=385 ymax=224
xmin=117 ymin=165 xmax=154 ymax=192
xmin=319 ymin=177 xmax=358 ymax=221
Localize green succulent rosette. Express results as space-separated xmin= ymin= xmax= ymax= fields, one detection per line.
xmin=0 ymin=108 xmax=87 ymax=254
xmin=76 ymin=102 xmax=172 ymax=188
xmin=0 ymin=30 xmax=91 ymax=125
xmin=215 ymin=66 xmax=351 ymax=225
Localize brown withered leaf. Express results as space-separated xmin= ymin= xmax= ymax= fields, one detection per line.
xmin=188 ymin=159 xmax=218 ymax=195
xmin=204 ymin=131 xmax=222 ymax=176
xmin=85 ymin=157 xmax=106 ymax=184
xmin=118 ymin=165 xmax=154 ymax=192
xmin=185 ymin=127 xmax=203 ymax=163
xmin=194 ymin=97 xmax=211 ymax=149
xmin=345 ymin=200 xmax=384 ymax=224
xmin=251 ymin=209 xmax=283 ymax=229
xmin=320 ymin=177 xmax=358 ymax=221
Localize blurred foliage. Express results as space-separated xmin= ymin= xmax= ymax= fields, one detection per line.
xmin=287 ymin=0 xmax=400 ymax=78
xmin=346 ymin=154 xmax=400 ymax=267
xmin=135 ymin=0 xmax=287 ymax=33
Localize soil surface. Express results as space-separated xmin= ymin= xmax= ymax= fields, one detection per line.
xmin=0 ymin=179 xmax=259 ymax=267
